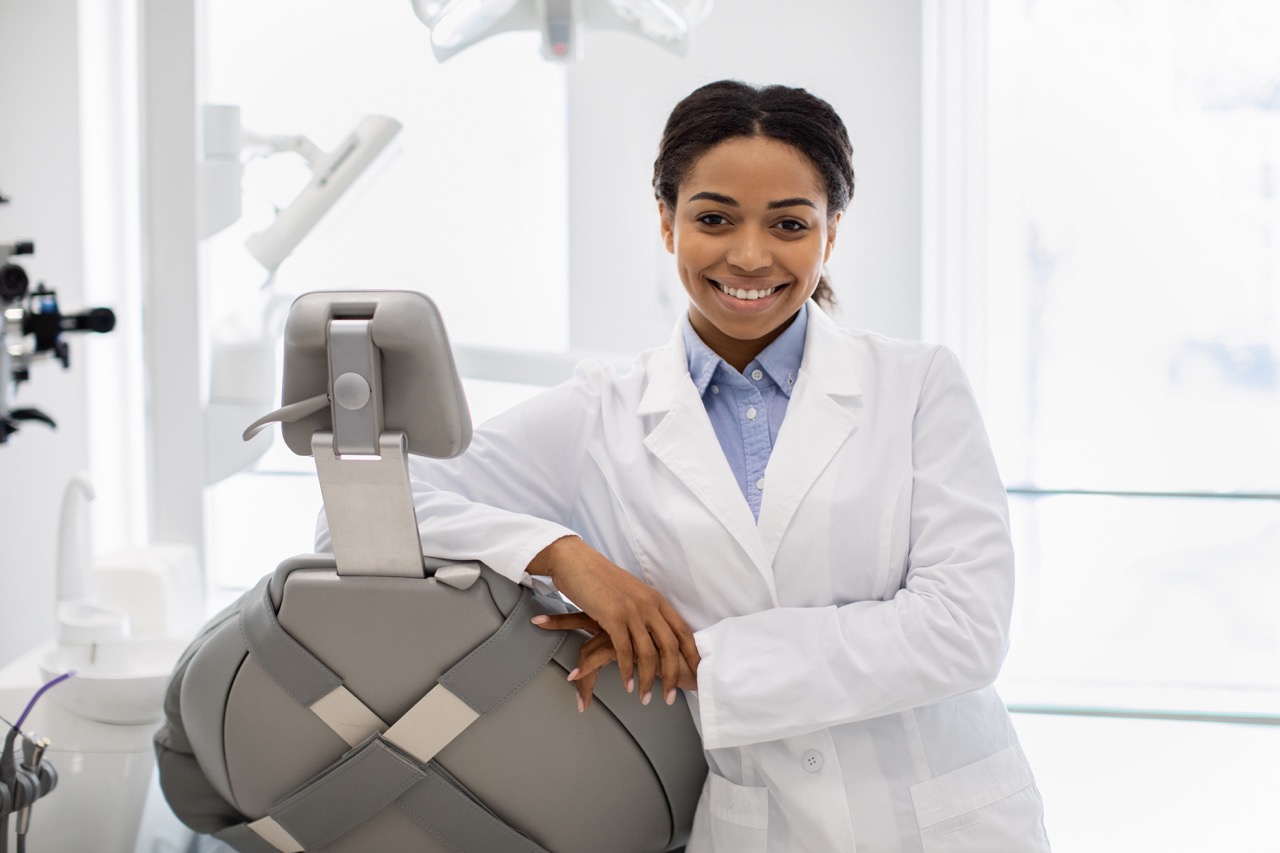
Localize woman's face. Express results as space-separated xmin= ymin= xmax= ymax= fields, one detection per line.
xmin=660 ymin=135 xmax=839 ymax=367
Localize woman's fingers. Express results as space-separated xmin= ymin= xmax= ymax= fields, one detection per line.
xmin=568 ymin=635 xmax=614 ymax=712
xmin=566 ymin=627 xmax=694 ymax=711
xmin=575 ymin=666 xmax=601 ymax=712
xmin=526 ymin=536 xmax=698 ymax=708
xmin=649 ymin=619 xmax=682 ymax=705
xmin=570 ymin=634 xmax=617 ymax=681
xmin=530 ymin=611 xmax=600 ymax=634
xmin=659 ymin=598 xmax=701 ymax=674
xmin=629 ymin=626 xmax=658 ymax=703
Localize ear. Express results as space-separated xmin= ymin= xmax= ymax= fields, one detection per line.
xmin=659 ymin=201 xmax=676 ymax=254
xmin=823 ymin=211 xmax=841 ymax=263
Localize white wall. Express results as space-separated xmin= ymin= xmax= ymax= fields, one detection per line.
xmin=0 ymin=1 xmax=929 ymax=670
xmin=0 ymin=0 xmax=88 ymax=668
xmin=566 ymin=0 xmax=924 ymax=353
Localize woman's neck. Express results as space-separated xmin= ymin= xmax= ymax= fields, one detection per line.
xmin=689 ymin=311 xmax=798 ymax=373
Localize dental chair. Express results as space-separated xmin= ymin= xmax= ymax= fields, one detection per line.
xmin=154 ymin=291 xmax=706 ymax=853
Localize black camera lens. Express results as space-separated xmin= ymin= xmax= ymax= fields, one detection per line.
xmin=0 ymin=263 xmax=29 ymax=302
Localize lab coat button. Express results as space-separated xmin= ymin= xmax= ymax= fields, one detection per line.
xmin=751 ymin=369 xmax=764 ymax=381
xmin=802 ymin=749 xmax=823 ymax=772
xmin=746 ymin=407 xmax=758 ymax=420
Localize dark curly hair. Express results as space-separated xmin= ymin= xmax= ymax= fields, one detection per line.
xmin=653 ymin=80 xmax=855 ymax=310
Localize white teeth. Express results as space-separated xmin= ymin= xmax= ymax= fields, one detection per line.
xmin=717 ymin=283 xmax=777 ymax=300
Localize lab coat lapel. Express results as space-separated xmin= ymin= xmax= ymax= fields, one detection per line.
xmin=757 ymin=307 xmax=862 ymax=564
xmin=639 ymin=326 xmax=778 ymax=605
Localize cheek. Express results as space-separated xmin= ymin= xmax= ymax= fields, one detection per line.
xmin=789 ymin=241 xmax=828 ymax=277
xmin=673 ymin=232 xmax=710 ymax=272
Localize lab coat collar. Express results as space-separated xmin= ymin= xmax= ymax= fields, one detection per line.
xmin=796 ymin=304 xmax=864 ymax=398
xmin=636 ymin=304 xmax=865 ymax=600
xmin=638 ymin=319 xmax=700 ymax=416
xmin=757 ymin=305 xmax=864 ymax=563
xmin=639 ymin=316 xmax=775 ymax=602
xmin=639 ymin=303 xmax=863 ymax=413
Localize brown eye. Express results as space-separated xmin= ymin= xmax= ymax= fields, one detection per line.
xmin=776 ymin=219 xmax=807 ymax=232
xmin=696 ymin=213 xmax=729 ymax=226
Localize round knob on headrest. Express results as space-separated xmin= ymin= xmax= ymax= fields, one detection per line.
xmin=333 ymin=372 xmax=371 ymax=411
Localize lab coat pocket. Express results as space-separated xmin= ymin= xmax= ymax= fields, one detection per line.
xmin=910 ymin=744 xmax=1050 ymax=852
xmin=701 ymin=771 xmax=769 ymax=853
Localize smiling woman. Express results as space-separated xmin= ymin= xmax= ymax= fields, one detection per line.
xmin=379 ymin=80 xmax=1053 ymax=852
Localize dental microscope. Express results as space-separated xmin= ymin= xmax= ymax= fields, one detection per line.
xmin=1 ymin=232 xmax=116 ymax=443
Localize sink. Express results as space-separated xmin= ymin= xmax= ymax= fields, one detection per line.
xmin=38 ymin=638 xmax=187 ymax=725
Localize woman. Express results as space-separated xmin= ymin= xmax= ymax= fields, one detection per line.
xmin=320 ymin=80 xmax=1050 ymax=852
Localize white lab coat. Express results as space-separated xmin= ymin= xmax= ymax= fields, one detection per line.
xmin=317 ymin=306 xmax=1050 ymax=852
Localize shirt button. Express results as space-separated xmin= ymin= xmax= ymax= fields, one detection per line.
xmin=751 ymin=369 xmax=764 ymax=381
xmin=802 ymin=749 xmax=823 ymax=773
xmin=746 ymin=407 xmax=757 ymax=420
xmin=755 ymin=478 xmax=765 ymax=491
xmin=710 ymin=385 xmax=719 ymax=395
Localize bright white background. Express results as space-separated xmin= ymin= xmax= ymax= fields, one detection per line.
xmin=0 ymin=1 xmax=1276 ymax=850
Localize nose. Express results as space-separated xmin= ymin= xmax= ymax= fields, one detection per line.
xmin=726 ymin=226 xmax=771 ymax=273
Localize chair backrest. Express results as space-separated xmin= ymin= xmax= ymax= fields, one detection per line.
xmin=155 ymin=290 xmax=708 ymax=852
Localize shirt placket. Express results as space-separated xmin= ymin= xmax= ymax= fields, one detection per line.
xmin=739 ymin=373 xmax=771 ymax=521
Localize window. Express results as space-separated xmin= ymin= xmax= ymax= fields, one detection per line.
xmin=975 ymin=0 xmax=1280 ymax=719
xmin=199 ymin=0 xmax=568 ymax=589
xmin=926 ymin=3 xmax=1280 ymax=845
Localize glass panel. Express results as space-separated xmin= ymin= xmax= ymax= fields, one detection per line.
xmin=997 ymin=492 xmax=1280 ymax=717
xmin=985 ymin=0 xmax=1280 ymax=492
xmin=1013 ymin=712 xmax=1280 ymax=851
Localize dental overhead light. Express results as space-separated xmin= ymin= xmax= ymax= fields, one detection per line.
xmin=410 ymin=0 xmax=714 ymax=62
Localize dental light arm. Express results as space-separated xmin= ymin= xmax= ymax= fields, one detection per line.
xmin=198 ymin=110 xmax=402 ymax=482
xmin=243 ymin=115 xmax=403 ymax=274
xmin=198 ymin=109 xmax=403 ymax=274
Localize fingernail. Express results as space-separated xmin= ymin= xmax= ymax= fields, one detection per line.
xmin=666 ymin=689 xmax=677 ymax=705
xmin=642 ymin=691 xmax=652 ymax=706
xmin=567 ymin=668 xmax=579 ymax=681
xmin=626 ymin=678 xmax=635 ymax=694
xmin=531 ymin=615 xmax=549 ymax=625
xmin=576 ymin=693 xmax=585 ymax=714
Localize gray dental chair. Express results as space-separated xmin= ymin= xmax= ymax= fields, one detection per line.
xmin=155 ymin=291 xmax=707 ymax=853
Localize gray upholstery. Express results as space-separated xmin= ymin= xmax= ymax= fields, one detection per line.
xmin=154 ymin=290 xmax=708 ymax=851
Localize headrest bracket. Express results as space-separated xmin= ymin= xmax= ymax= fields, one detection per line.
xmin=313 ymin=430 xmax=425 ymax=577
xmin=327 ymin=318 xmax=384 ymax=457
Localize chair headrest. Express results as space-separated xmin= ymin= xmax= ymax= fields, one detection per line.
xmin=276 ymin=290 xmax=472 ymax=459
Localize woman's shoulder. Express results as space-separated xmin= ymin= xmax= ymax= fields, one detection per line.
xmin=811 ymin=312 xmax=953 ymax=382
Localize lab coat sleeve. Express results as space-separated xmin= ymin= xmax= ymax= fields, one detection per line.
xmin=315 ymin=367 xmax=603 ymax=584
xmin=693 ymin=347 xmax=1014 ymax=750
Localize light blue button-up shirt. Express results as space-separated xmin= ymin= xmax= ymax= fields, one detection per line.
xmin=682 ymin=304 xmax=809 ymax=522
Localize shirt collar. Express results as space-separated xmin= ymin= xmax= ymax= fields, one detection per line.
xmin=681 ymin=302 xmax=809 ymax=398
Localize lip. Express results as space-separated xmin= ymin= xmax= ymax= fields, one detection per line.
xmin=707 ymin=277 xmax=789 ymax=313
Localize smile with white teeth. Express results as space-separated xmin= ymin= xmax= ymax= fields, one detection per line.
xmin=713 ymin=281 xmax=782 ymax=301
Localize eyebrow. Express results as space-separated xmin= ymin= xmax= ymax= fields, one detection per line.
xmin=686 ymin=191 xmax=818 ymax=210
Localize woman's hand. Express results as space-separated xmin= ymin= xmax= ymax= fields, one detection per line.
xmin=527 ymin=535 xmax=700 ymax=710
xmin=532 ymin=610 xmax=699 ymax=712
